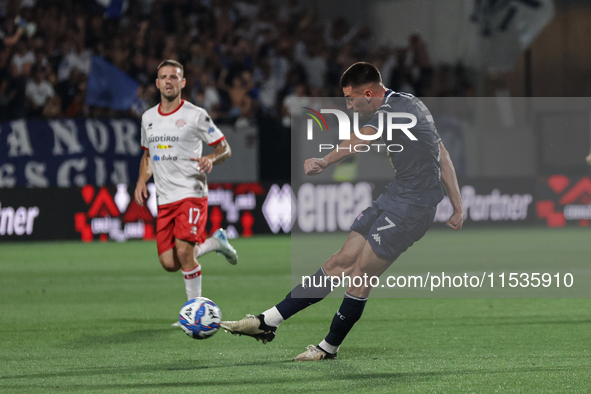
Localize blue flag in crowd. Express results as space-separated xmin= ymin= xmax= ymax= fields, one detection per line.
xmin=93 ymin=0 xmax=127 ymax=19
xmin=86 ymin=56 xmax=138 ymax=110
xmin=105 ymin=0 xmax=126 ymax=19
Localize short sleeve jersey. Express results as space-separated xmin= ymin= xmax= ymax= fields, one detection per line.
xmin=363 ymin=90 xmax=444 ymax=208
xmin=140 ymin=100 xmax=225 ymax=206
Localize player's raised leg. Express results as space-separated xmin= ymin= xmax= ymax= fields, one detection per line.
xmin=212 ymin=228 xmax=238 ymax=264
xmin=221 ymin=231 xmax=366 ymax=343
xmin=194 ymin=228 xmax=238 ymax=265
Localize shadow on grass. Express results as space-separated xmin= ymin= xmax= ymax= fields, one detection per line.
xmin=107 ymin=318 xmax=178 ymax=325
xmin=62 ymin=328 xmax=176 ymax=348
xmin=0 ymin=320 xmax=176 ymax=335
xmin=0 ymin=359 xmax=287 ymax=381
xmin=1 ymin=365 xmax=582 ymax=391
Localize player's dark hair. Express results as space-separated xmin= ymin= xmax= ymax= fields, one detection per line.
xmin=339 ymin=62 xmax=382 ymax=88
xmin=157 ymin=59 xmax=184 ymax=77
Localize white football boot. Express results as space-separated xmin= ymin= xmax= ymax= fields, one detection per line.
xmin=212 ymin=228 xmax=238 ymax=265
xmin=293 ymin=345 xmax=337 ymax=361
xmin=221 ymin=314 xmax=276 ymax=344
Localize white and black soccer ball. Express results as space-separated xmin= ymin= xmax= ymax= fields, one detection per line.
xmin=178 ymin=297 xmax=222 ymax=340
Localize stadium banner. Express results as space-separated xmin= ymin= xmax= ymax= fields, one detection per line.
xmin=0 ymin=118 xmax=143 ymax=188
xmin=0 ymin=182 xmax=289 ymax=242
xmin=0 ymin=118 xmax=259 ymax=187
xmin=536 ymin=175 xmax=591 ymax=228
xmin=0 ymin=187 xmax=84 ymax=241
xmin=288 ymin=178 xmax=535 ymax=233
xmin=433 ymin=178 xmax=535 ymax=227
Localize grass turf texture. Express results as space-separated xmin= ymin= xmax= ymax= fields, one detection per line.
xmin=0 ymin=228 xmax=590 ymax=393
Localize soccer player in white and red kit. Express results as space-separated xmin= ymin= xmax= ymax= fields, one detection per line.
xmin=134 ymin=60 xmax=237 ymax=308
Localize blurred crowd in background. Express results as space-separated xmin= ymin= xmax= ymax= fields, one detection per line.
xmin=0 ymin=0 xmax=476 ymax=125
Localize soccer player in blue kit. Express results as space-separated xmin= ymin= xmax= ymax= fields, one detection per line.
xmin=222 ymin=62 xmax=464 ymax=361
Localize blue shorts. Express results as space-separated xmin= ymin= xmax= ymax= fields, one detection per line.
xmin=350 ymin=201 xmax=436 ymax=261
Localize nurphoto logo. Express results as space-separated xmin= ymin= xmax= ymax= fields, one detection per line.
xmin=303 ymin=107 xmax=418 ymax=153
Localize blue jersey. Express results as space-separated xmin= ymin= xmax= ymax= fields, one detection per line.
xmin=363 ymin=90 xmax=444 ymax=208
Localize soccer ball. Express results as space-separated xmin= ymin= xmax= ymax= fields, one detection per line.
xmin=178 ymin=297 xmax=222 ymax=340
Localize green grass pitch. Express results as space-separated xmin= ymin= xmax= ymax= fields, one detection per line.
xmin=1 ymin=228 xmax=591 ymax=393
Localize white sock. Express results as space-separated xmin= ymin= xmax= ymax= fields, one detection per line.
xmin=194 ymin=238 xmax=221 ymax=258
xmin=182 ymin=264 xmax=202 ymax=299
xmin=262 ymin=306 xmax=284 ymax=327
xmin=318 ymin=340 xmax=339 ymax=354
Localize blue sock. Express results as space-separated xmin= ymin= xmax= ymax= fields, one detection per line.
xmin=275 ymin=267 xmax=334 ymax=320
xmin=324 ymin=293 xmax=367 ymax=348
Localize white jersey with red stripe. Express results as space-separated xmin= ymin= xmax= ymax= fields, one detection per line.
xmin=140 ymin=99 xmax=225 ymax=205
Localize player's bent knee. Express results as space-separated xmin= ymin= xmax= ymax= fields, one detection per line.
xmin=160 ymin=261 xmax=181 ymax=272
xmin=158 ymin=251 xmax=181 ymax=272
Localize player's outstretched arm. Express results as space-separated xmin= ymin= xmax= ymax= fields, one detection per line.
xmin=439 ymin=141 xmax=464 ymax=230
xmin=304 ymin=127 xmax=373 ymax=176
xmin=134 ymin=150 xmax=152 ymax=207
xmin=190 ymin=139 xmax=232 ymax=174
